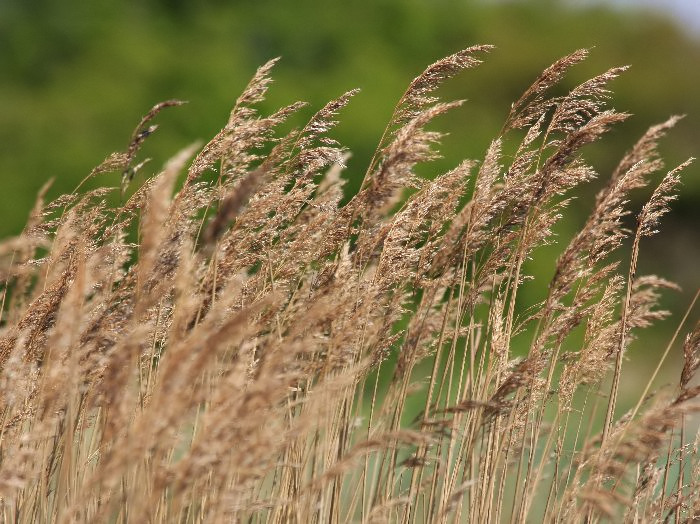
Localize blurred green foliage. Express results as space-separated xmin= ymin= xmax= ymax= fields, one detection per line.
xmin=0 ymin=0 xmax=698 ymax=306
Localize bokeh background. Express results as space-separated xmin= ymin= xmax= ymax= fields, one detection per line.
xmin=1 ymin=0 xmax=698 ymax=395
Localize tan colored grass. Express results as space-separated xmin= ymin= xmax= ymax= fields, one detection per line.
xmin=0 ymin=47 xmax=698 ymax=523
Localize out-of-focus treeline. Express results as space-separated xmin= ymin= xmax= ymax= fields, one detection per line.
xmin=0 ymin=0 xmax=698 ymax=296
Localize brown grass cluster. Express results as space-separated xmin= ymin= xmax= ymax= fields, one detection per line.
xmin=0 ymin=46 xmax=698 ymax=523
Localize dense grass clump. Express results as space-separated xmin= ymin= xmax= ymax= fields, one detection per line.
xmin=0 ymin=47 xmax=698 ymax=523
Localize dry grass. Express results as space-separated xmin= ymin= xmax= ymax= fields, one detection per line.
xmin=0 ymin=46 xmax=698 ymax=523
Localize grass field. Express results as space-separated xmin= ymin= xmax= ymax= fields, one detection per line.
xmin=0 ymin=46 xmax=698 ymax=522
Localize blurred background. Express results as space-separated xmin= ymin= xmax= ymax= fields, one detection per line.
xmin=1 ymin=0 xmax=698 ymax=390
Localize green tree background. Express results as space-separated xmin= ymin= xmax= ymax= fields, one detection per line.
xmin=1 ymin=0 xmax=698 ymax=354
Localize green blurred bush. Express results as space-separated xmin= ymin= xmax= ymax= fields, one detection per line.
xmin=1 ymin=0 xmax=698 ymax=300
